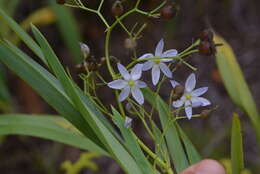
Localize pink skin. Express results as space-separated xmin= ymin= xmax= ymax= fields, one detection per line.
xmin=181 ymin=159 xmax=226 ymax=174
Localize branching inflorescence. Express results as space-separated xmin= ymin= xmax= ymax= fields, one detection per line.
xmin=58 ymin=0 xmax=216 ymax=173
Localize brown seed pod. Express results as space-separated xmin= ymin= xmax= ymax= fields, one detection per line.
xmin=160 ymin=4 xmax=178 ymax=20
xmin=197 ymin=29 xmax=214 ymax=42
xmin=172 ymin=85 xmax=184 ymax=101
xmin=56 ymin=0 xmax=65 ymax=4
xmin=111 ymin=0 xmax=124 ymax=16
xmin=198 ymin=41 xmax=215 ymax=56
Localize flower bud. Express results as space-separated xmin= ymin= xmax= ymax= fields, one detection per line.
xmin=56 ymin=0 xmax=65 ymax=4
xmin=79 ymin=42 xmax=90 ymax=59
xmin=198 ymin=41 xmax=215 ymax=56
xmin=111 ymin=0 xmax=124 ymax=16
xmin=160 ymin=4 xmax=178 ymax=20
xmin=124 ymin=38 xmax=137 ymax=50
xmin=197 ymin=29 xmax=213 ymax=42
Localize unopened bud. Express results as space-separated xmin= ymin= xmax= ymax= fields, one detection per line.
xmin=111 ymin=1 xmax=124 ymax=16
xmin=124 ymin=38 xmax=137 ymax=50
xmin=160 ymin=4 xmax=178 ymax=20
xmin=198 ymin=41 xmax=215 ymax=56
xmin=197 ymin=29 xmax=213 ymax=42
xmin=79 ymin=42 xmax=90 ymax=59
xmin=56 ymin=0 xmax=65 ymax=4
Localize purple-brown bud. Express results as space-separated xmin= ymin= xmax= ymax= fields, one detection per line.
xmin=111 ymin=1 xmax=124 ymax=16
xmin=56 ymin=0 xmax=65 ymax=4
xmin=160 ymin=4 xmax=178 ymax=20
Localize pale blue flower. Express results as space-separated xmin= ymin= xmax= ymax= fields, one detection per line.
xmin=171 ymin=73 xmax=211 ymax=119
xmin=108 ymin=63 xmax=147 ymax=104
xmin=139 ymin=39 xmax=178 ymax=85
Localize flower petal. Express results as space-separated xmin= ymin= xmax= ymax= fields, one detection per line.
xmin=185 ymin=73 xmax=196 ymax=92
xmin=142 ymin=60 xmax=155 ymax=71
xmin=117 ymin=63 xmax=130 ymax=80
xmin=170 ymin=80 xmax=180 ymax=88
xmin=138 ymin=53 xmax=154 ymax=60
xmin=159 ymin=63 xmax=172 ymax=78
xmin=185 ymin=101 xmax=192 ymax=119
xmin=172 ymin=98 xmax=184 ymax=108
xmin=155 ymin=39 xmax=164 ymax=56
xmin=190 ymin=97 xmax=203 ymax=108
xmin=195 ymin=97 xmax=211 ymax=106
xmin=191 ymin=87 xmax=208 ymax=97
xmin=131 ymin=86 xmax=144 ymax=104
xmin=130 ymin=64 xmax=143 ymax=80
xmin=163 ymin=49 xmax=178 ymax=57
xmin=136 ymin=80 xmax=147 ymax=88
xmin=152 ymin=65 xmax=160 ymax=85
xmin=119 ymin=86 xmax=130 ymax=102
xmin=108 ymin=79 xmax=127 ymax=89
xmin=162 ymin=49 xmax=178 ymax=62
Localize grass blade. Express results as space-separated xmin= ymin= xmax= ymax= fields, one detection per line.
xmin=0 ymin=114 xmax=109 ymax=156
xmin=0 ymin=9 xmax=47 ymax=65
xmin=142 ymin=88 xmax=189 ymax=172
xmin=112 ymin=107 xmax=155 ymax=174
xmin=31 ymin=25 xmax=143 ymax=174
xmin=231 ymin=113 xmax=244 ymax=174
xmin=214 ymin=34 xmax=260 ymax=150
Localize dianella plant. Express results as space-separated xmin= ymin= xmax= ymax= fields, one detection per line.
xmin=0 ymin=0 xmax=253 ymax=173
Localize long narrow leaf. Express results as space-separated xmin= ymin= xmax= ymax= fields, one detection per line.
xmin=112 ymin=107 xmax=155 ymax=174
xmin=0 ymin=114 xmax=109 ymax=156
xmin=142 ymin=88 xmax=189 ymax=172
xmin=214 ymin=34 xmax=260 ymax=150
xmin=0 ymin=41 xmax=104 ymax=148
xmin=231 ymin=113 xmax=244 ymax=174
xmin=31 ymin=25 xmax=143 ymax=174
xmin=49 ymin=1 xmax=82 ymax=63
xmin=0 ymin=9 xmax=47 ymax=65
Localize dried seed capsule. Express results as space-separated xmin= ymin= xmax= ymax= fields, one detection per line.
xmin=111 ymin=0 xmax=124 ymax=16
xmin=56 ymin=0 xmax=65 ymax=4
xmin=172 ymin=85 xmax=184 ymax=101
xmin=160 ymin=4 xmax=177 ymax=20
xmin=198 ymin=29 xmax=214 ymax=42
xmin=199 ymin=41 xmax=214 ymax=56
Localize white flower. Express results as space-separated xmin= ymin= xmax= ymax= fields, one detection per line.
xmin=171 ymin=73 xmax=211 ymax=119
xmin=139 ymin=39 xmax=178 ymax=85
xmin=108 ymin=63 xmax=147 ymax=105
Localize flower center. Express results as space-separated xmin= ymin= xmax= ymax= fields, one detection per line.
xmin=128 ymin=80 xmax=135 ymax=87
xmin=185 ymin=93 xmax=192 ymax=100
xmin=154 ymin=59 xmax=161 ymax=64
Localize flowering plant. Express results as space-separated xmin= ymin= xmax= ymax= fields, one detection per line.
xmin=1 ymin=0 xmax=257 ymax=174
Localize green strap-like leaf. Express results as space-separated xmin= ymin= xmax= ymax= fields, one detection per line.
xmin=214 ymin=34 xmax=260 ymax=150
xmin=231 ymin=113 xmax=244 ymax=174
xmin=49 ymin=1 xmax=83 ymax=64
xmin=0 ymin=41 xmax=103 ymax=148
xmin=143 ymin=88 xmax=189 ymax=172
xmin=0 ymin=114 xmax=109 ymax=156
xmin=0 ymin=9 xmax=47 ymax=65
xmin=176 ymin=124 xmax=201 ymax=164
xmin=112 ymin=107 xmax=155 ymax=174
xmin=31 ymin=25 xmax=143 ymax=174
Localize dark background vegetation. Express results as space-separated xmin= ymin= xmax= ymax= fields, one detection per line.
xmin=0 ymin=0 xmax=260 ymax=173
